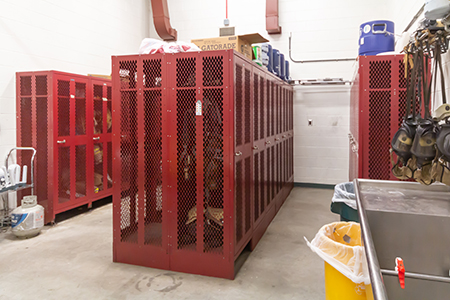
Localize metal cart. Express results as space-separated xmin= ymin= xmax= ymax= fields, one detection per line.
xmin=0 ymin=147 xmax=36 ymax=228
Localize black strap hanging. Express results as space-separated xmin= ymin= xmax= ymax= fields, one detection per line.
xmin=436 ymin=40 xmax=447 ymax=105
xmin=405 ymin=45 xmax=421 ymax=120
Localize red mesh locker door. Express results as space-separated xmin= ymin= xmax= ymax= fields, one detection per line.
xmin=265 ymin=79 xmax=275 ymax=209
xmin=16 ymin=73 xmax=54 ymax=223
xmin=234 ymin=55 xmax=253 ymax=256
xmin=91 ymin=80 xmax=113 ymax=197
xmin=169 ymin=51 xmax=234 ymax=278
xmin=112 ymin=55 xmax=169 ymax=269
xmin=358 ymin=55 xmax=405 ymax=180
xmin=171 ymin=54 xmax=202 ymax=258
xmin=34 ymin=74 xmax=52 ymax=220
xmin=252 ymin=70 xmax=267 ymax=227
xmin=53 ymin=74 xmax=89 ymax=212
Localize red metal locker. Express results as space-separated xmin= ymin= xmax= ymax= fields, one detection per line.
xmin=112 ymin=50 xmax=293 ymax=279
xmin=16 ymin=71 xmax=113 ymax=223
xmin=349 ymin=55 xmax=408 ymax=181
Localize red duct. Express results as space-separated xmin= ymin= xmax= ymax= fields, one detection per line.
xmin=266 ymin=0 xmax=281 ymax=34
xmin=152 ymin=0 xmax=177 ymax=41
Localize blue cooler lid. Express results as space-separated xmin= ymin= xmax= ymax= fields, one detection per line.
xmin=359 ymin=20 xmax=395 ymax=56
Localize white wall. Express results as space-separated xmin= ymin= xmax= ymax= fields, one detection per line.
xmin=293 ymin=85 xmax=350 ymax=184
xmin=0 ymin=0 xmax=149 ymax=161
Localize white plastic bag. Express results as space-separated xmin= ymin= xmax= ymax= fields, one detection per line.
xmin=139 ymin=38 xmax=165 ymax=54
xmin=332 ymin=182 xmax=357 ymax=209
xmin=305 ymin=222 xmax=370 ymax=284
xmin=139 ymin=38 xmax=201 ymax=54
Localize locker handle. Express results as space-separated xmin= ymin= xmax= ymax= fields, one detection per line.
xmin=266 ymin=141 xmax=271 ymax=145
xmin=93 ymin=137 xmax=100 ymax=141
xmin=57 ymin=140 xmax=66 ymax=144
xmin=275 ymin=138 xmax=280 ymax=141
xmin=282 ymin=135 xmax=287 ymax=138
xmin=235 ymin=151 xmax=242 ymax=156
xmin=253 ymin=146 xmax=259 ymax=150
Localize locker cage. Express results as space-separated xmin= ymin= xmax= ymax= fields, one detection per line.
xmin=16 ymin=71 xmax=113 ymax=224
xmin=349 ymin=55 xmax=412 ymax=181
xmin=112 ymin=50 xmax=294 ymax=279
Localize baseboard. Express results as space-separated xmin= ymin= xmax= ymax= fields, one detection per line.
xmin=294 ymin=182 xmax=335 ymax=190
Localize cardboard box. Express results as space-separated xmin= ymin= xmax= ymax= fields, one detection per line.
xmin=88 ymin=74 xmax=112 ymax=80
xmin=191 ymin=33 xmax=269 ymax=60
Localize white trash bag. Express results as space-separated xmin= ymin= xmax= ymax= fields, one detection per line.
xmin=332 ymin=182 xmax=357 ymax=209
xmin=139 ymin=38 xmax=201 ymax=54
xmin=305 ymin=222 xmax=370 ymax=285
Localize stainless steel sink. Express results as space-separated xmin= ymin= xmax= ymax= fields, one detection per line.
xmin=354 ymin=179 xmax=450 ymax=300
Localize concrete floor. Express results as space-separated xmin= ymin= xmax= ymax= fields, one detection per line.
xmin=0 ymin=187 xmax=338 ymax=300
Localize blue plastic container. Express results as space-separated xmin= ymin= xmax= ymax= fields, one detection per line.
xmin=359 ymin=20 xmax=394 ymax=56
xmin=279 ymin=53 xmax=285 ymax=80
xmin=264 ymin=44 xmax=274 ymax=73
xmin=285 ymin=60 xmax=290 ymax=82
xmin=272 ymin=49 xmax=280 ymax=76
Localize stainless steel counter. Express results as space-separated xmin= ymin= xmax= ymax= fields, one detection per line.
xmin=354 ymin=179 xmax=450 ymax=300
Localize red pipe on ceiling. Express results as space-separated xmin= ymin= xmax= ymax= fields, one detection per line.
xmin=151 ymin=0 xmax=177 ymax=41
xmin=266 ymin=0 xmax=281 ymax=34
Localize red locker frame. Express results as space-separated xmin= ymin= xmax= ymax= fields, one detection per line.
xmin=112 ymin=50 xmax=294 ymax=279
xmin=349 ymin=55 xmax=409 ymax=180
xmin=16 ymin=71 xmax=113 ymax=224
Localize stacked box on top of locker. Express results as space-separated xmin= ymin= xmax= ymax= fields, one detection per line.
xmin=112 ymin=50 xmax=294 ymax=279
xmin=349 ymin=55 xmax=414 ymax=180
xmin=16 ymin=71 xmax=113 ymax=224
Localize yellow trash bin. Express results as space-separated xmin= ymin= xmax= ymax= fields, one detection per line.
xmin=306 ymin=222 xmax=370 ymax=300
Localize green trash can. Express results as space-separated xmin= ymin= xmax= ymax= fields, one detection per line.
xmin=330 ymin=182 xmax=359 ymax=222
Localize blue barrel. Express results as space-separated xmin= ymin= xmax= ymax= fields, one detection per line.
xmin=279 ymin=53 xmax=285 ymax=80
xmin=272 ymin=49 xmax=280 ymax=76
xmin=359 ymin=20 xmax=394 ymax=56
xmin=285 ymin=60 xmax=290 ymax=81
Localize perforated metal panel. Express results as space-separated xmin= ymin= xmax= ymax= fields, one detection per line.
xmin=19 ymin=75 xmax=33 ymax=201
xmin=76 ymin=145 xmax=87 ymax=197
xmin=119 ymin=62 xmax=138 ymax=242
xmin=351 ymin=55 xmax=410 ymax=181
xmin=58 ymin=146 xmax=71 ymax=202
xmin=202 ymin=88 xmax=224 ymax=253
xmin=368 ymin=91 xmax=391 ymax=179
xmin=176 ymin=88 xmax=197 ymax=250
xmin=203 ymin=56 xmax=224 ymax=86
xmin=244 ymin=157 xmax=251 ymax=233
xmin=260 ymin=77 xmax=265 ymax=139
xmin=35 ymin=76 xmax=48 ymax=202
xmin=144 ymin=89 xmax=163 ymax=246
xmin=244 ymin=70 xmax=251 ymax=144
xmin=259 ymin=150 xmax=265 ymax=215
xmin=235 ymin=65 xmax=243 ymax=147
xmin=369 ymin=60 xmax=391 ymax=89
xmin=266 ymin=80 xmax=271 ymax=138
xmin=254 ymin=74 xmax=259 ymax=142
xmin=254 ymin=152 xmax=260 ymax=222
xmin=235 ymin=160 xmax=243 ymax=243
xmin=57 ymin=80 xmax=70 ymax=137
